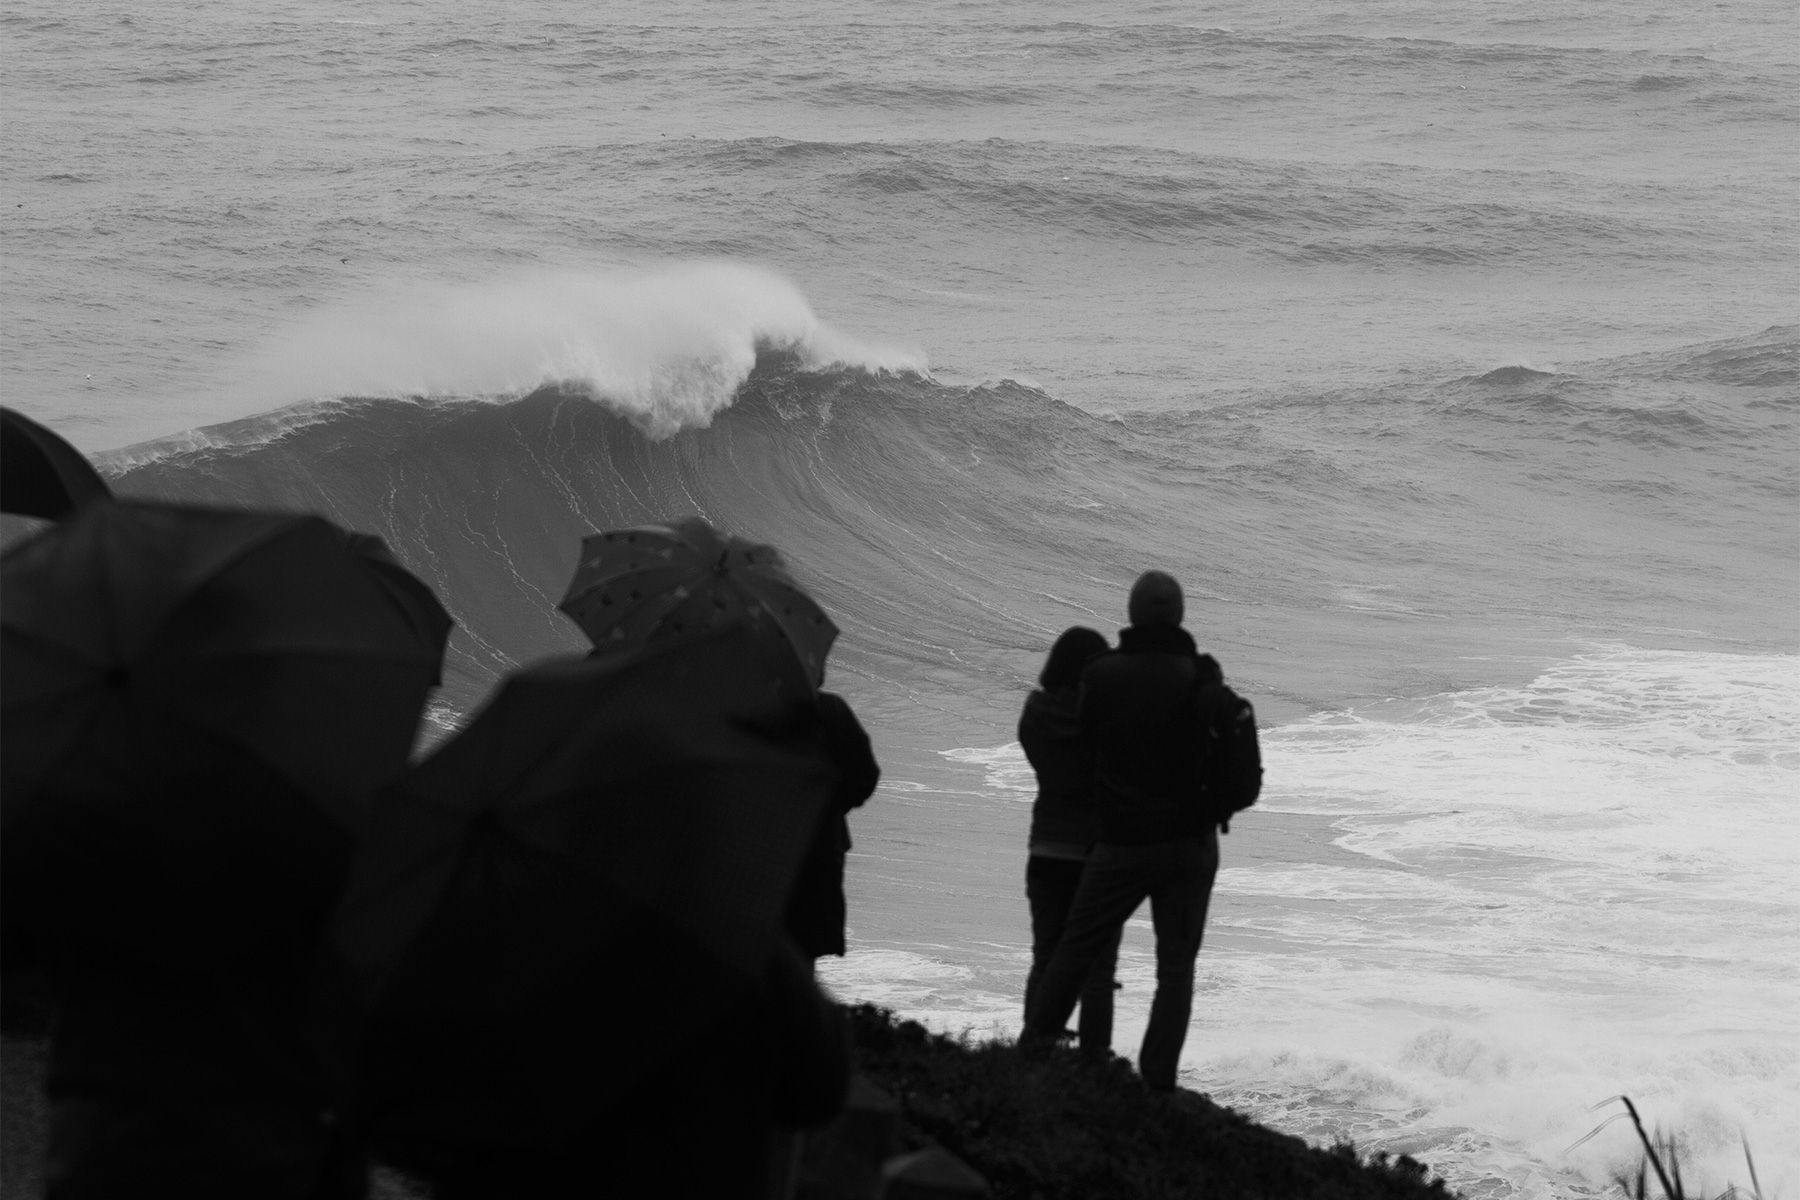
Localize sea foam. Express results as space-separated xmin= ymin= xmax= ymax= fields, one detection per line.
xmin=925 ymin=643 xmax=1800 ymax=1198
xmin=237 ymin=260 xmax=926 ymax=438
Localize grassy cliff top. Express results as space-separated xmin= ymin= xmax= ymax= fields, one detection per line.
xmin=843 ymin=1004 xmax=1459 ymax=1200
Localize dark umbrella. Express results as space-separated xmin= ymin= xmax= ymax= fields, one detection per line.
xmin=1 ymin=500 xmax=454 ymax=865
xmin=334 ymin=623 xmax=835 ymax=1148
xmin=558 ymin=517 xmax=838 ymax=688
xmin=0 ymin=406 xmax=111 ymax=520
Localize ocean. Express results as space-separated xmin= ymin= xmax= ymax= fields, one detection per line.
xmin=2 ymin=0 xmax=1795 ymax=1195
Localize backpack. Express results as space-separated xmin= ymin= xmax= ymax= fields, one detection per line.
xmin=1191 ymin=681 xmax=1262 ymax=833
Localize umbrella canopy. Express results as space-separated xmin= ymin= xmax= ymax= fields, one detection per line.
xmin=558 ymin=517 xmax=838 ymax=689
xmin=1 ymin=501 xmax=454 ymax=911
xmin=335 ymin=623 xmax=836 ymax=1146
xmin=0 ymin=406 xmax=111 ymax=520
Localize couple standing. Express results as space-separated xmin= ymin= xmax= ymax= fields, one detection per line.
xmin=1019 ymin=570 xmax=1262 ymax=1091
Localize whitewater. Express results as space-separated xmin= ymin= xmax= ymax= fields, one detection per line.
xmin=3 ymin=1 xmax=1796 ymax=1196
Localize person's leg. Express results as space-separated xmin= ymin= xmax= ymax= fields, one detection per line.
xmin=1023 ymin=856 xmax=1082 ymax=1029
xmin=1075 ymin=914 xmax=1123 ymax=1057
xmin=1024 ymin=844 xmax=1149 ymax=1046
xmin=1138 ymin=834 xmax=1220 ymax=1091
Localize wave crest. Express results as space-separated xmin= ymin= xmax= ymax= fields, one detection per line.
xmin=240 ymin=260 xmax=927 ymax=438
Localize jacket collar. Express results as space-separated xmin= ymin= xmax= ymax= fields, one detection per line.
xmin=1117 ymin=624 xmax=1198 ymax=656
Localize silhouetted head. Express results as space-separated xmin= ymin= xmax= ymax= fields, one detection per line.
xmin=1039 ymin=625 xmax=1108 ymax=689
xmin=1127 ymin=570 xmax=1183 ymax=628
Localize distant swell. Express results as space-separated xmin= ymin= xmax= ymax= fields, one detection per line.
xmin=1470 ymin=366 xmax=1558 ymax=385
xmin=1670 ymin=325 xmax=1800 ymax=388
xmin=730 ymin=136 xmax=1692 ymax=267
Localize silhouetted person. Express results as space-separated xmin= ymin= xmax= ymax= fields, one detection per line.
xmin=4 ymin=748 xmax=368 ymax=1200
xmin=783 ymin=689 xmax=879 ymax=964
xmin=771 ymin=670 xmax=877 ymax=1195
xmin=574 ymin=523 xmax=878 ymax=968
xmin=1022 ymin=570 xmax=1259 ymax=1092
xmin=1019 ymin=626 xmax=1120 ymax=1057
xmin=366 ymin=625 xmax=860 ymax=1200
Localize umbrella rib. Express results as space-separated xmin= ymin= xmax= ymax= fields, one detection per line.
xmin=110 ymin=514 xmax=436 ymax=668
xmin=129 ymin=515 xmax=296 ymax=649
xmin=563 ymin=590 xmax=693 ymax=643
xmin=338 ymin=829 xmax=465 ymax=929
xmin=154 ymin=644 xmax=447 ymax=668
xmin=560 ymin=563 xmax=698 ymax=612
xmin=339 ymin=803 xmax=598 ymax=981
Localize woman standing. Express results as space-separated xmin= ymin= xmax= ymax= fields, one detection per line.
xmin=1019 ymin=626 xmax=1120 ymax=1058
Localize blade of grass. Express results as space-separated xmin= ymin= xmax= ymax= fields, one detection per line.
xmin=1567 ymin=1106 xmax=1631 ymax=1153
xmin=1619 ymin=1097 xmax=1679 ymax=1200
xmin=1741 ymin=1136 xmax=1762 ymax=1200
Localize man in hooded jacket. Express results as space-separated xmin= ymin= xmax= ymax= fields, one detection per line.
xmin=1021 ymin=570 xmax=1259 ymax=1092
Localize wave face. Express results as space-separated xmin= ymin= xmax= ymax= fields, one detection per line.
xmin=104 ymin=362 xmax=1150 ymax=719
xmin=103 ymin=323 xmax=1798 ymax=732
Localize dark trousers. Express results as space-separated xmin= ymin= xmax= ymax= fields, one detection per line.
xmin=1024 ymin=856 xmax=1120 ymax=1055
xmin=1024 ymin=833 xmax=1219 ymax=1090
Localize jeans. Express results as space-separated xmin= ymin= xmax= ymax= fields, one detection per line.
xmin=1024 ymin=856 xmax=1121 ymax=1055
xmin=1024 ymin=833 xmax=1220 ymax=1090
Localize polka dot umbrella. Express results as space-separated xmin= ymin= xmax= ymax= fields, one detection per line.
xmin=557 ymin=517 xmax=837 ymax=690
